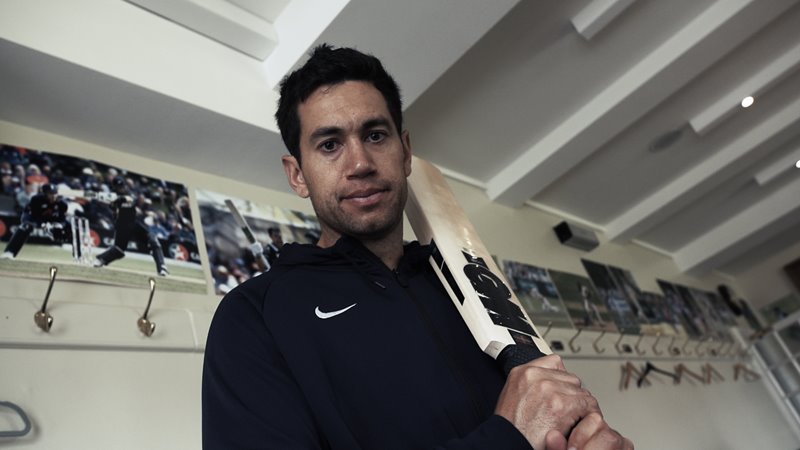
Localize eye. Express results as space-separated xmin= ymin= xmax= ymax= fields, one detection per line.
xmin=366 ymin=131 xmax=387 ymax=143
xmin=319 ymin=140 xmax=340 ymax=153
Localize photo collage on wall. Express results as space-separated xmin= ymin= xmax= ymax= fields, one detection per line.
xmin=548 ymin=269 xmax=617 ymax=333
xmin=501 ymin=259 xmax=575 ymax=330
xmin=0 ymin=144 xmax=206 ymax=293
xmin=581 ymin=259 xmax=640 ymax=334
xmin=196 ymin=190 xmax=321 ymax=295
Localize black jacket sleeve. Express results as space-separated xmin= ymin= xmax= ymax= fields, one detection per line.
xmin=202 ymin=290 xmax=325 ymax=449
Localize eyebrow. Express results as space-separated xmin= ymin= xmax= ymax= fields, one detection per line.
xmin=308 ymin=117 xmax=394 ymax=143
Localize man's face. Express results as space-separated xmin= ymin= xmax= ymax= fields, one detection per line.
xmin=282 ymin=81 xmax=412 ymax=246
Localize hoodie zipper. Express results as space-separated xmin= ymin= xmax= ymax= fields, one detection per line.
xmin=396 ymin=270 xmax=486 ymax=426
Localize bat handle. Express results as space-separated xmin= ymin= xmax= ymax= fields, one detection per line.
xmin=497 ymin=344 xmax=547 ymax=376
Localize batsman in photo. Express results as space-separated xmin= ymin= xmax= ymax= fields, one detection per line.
xmin=0 ymin=144 xmax=206 ymax=293
xmin=196 ymin=189 xmax=321 ymax=295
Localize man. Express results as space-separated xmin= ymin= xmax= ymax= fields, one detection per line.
xmin=1 ymin=183 xmax=69 ymax=259
xmin=92 ymin=176 xmax=169 ymax=276
xmin=203 ymin=44 xmax=632 ymax=450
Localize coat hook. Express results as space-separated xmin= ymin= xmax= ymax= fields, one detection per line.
xmin=542 ymin=321 xmax=553 ymax=339
xmin=651 ymin=332 xmax=663 ymax=355
xmin=34 ymin=266 xmax=58 ymax=332
xmin=695 ymin=337 xmax=709 ymax=357
xmin=668 ymin=335 xmax=680 ymax=355
xmin=592 ymin=330 xmax=607 ymax=354
xmin=569 ymin=327 xmax=583 ymax=353
xmin=634 ymin=334 xmax=646 ymax=355
xmin=615 ymin=332 xmax=626 ymax=354
xmin=137 ymin=278 xmax=157 ymax=337
xmin=681 ymin=336 xmax=693 ymax=356
xmin=717 ymin=340 xmax=729 ymax=356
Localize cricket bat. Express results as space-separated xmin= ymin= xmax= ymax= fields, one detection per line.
xmin=405 ymin=156 xmax=551 ymax=375
xmin=224 ymin=199 xmax=270 ymax=272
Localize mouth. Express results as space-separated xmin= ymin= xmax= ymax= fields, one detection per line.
xmin=341 ymin=187 xmax=389 ymax=205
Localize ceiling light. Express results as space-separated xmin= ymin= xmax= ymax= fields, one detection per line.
xmin=796 ymin=159 xmax=800 ymax=169
xmin=741 ymin=96 xmax=754 ymax=108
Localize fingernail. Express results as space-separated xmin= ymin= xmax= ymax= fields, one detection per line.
xmin=568 ymin=447 xmax=577 ymax=450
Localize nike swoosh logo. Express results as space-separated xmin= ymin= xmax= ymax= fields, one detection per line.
xmin=315 ymin=303 xmax=357 ymax=319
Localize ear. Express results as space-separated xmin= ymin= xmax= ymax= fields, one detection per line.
xmin=282 ymin=155 xmax=310 ymax=198
xmin=401 ymin=130 xmax=413 ymax=177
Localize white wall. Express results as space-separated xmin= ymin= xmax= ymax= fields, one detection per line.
xmin=1 ymin=120 xmax=798 ymax=449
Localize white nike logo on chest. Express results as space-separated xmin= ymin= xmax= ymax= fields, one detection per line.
xmin=315 ymin=303 xmax=357 ymax=319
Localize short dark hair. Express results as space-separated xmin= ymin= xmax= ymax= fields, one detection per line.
xmin=275 ymin=44 xmax=403 ymax=163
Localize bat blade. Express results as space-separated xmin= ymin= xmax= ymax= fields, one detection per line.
xmin=405 ymin=156 xmax=551 ymax=373
xmin=224 ymin=199 xmax=270 ymax=271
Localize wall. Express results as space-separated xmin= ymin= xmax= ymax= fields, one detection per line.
xmin=1 ymin=120 xmax=798 ymax=449
xmin=733 ymin=239 xmax=800 ymax=311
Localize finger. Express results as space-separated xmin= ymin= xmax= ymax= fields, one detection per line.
xmin=568 ymin=412 xmax=629 ymax=450
xmin=527 ymin=354 xmax=568 ymax=371
xmin=544 ymin=429 xmax=567 ymax=450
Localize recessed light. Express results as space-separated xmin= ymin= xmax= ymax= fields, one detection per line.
xmin=741 ymin=96 xmax=754 ymax=108
xmin=795 ymin=159 xmax=800 ymax=169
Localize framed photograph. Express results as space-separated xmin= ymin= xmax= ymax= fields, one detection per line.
xmin=501 ymin=259 xmax=574 ymax=329
xmin=581 ymin=259 xmax=640 ymax=334
xmin=197 ymin=189 xmax=320 ymax=295
xmin=0 ymin=144 xmax=206 ymax=293
xmin=548 ymin=269 xmax=617 ymax=333
xmin=657 ymin=280 xmax=705 ymax=338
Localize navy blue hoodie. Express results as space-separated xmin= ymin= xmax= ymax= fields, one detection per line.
xmin=203 ymin=236 xmax=532 ymax=449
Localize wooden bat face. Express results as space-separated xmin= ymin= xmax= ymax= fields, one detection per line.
xmin=405 ymin=156 xmax=551 ymax=365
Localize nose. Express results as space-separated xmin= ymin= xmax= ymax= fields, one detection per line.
xmin=345 ymin=139 xmax=376 ymax=179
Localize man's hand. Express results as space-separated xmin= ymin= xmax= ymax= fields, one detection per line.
xmin=494 ymin=354 xmax=632 ymax=450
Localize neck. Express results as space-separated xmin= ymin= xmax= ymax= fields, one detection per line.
xmin=317 ymin=225 xmax=405 ymax=270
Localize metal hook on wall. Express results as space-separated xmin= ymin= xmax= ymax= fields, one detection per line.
xmin=634 ymin=334 xmax=646 ymax=355
xmin=615 ymin=332 xmax=627 ymax=354
xmin=718 ymin=340 xmax=731 ymax=356
xmin=651 ymin=332 xmax=663 ymax=356
xmin=592 ymin=330 xmax=607 ymax=354
xmin=668 ymin=335 xmax=680 ymax=356
xmin=137 ymin=278 xmax=157 ymax=337
xmin=569 ymin=327 xmax=583 ymax=353
xmin=695 ymin=338 xmax=709 ymax=357
xmin=34 ymin=266 xmax=58 ymax=332
xmin=681 ymin=337 xmax=693 ymax=356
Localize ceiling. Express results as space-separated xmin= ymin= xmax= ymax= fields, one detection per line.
xmin=1 ymin=0 xmax=799 ymax=279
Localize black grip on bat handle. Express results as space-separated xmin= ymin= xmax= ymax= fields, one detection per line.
xmin=497 ymin=344 xmax=547 ymax=376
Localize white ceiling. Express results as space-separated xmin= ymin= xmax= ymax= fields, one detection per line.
xmin=1 ymin=0 xmax=799 ymax=279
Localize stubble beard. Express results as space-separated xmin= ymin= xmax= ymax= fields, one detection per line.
xmin=313 ymin=183 xmax=407 ymax=245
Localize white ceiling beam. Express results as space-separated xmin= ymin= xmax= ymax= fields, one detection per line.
xmin=225 ymin=0 xmax=289 ymax=22
xmin=485 ymin=0 xmax=798 ymax=207
xmin=571 ymin=0 xmax=638 ymax=40
xmin=674 ymin=178 xmax=800 ymax=274
xmin=125 ymin=0 xmax=278 ymax=60
xmin=605 ymin=94 xmax=800 ymax=242
xmin=690 ymin=40 xmax=800 ymax=136
xmin=755 ymin=145 xmax=800 ymax=186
